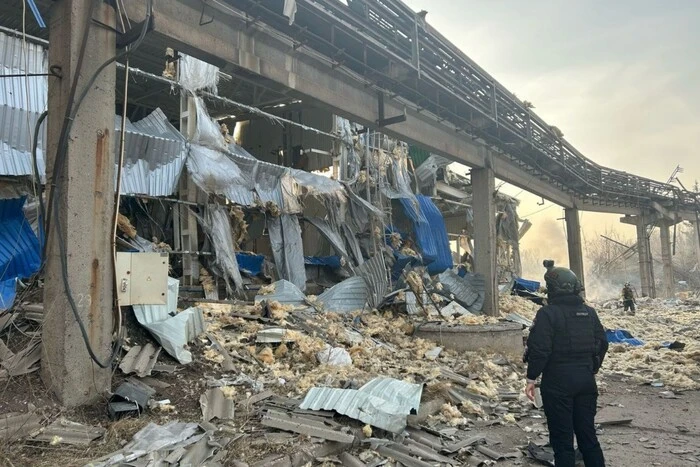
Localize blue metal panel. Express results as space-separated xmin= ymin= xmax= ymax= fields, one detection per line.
xmin=236 ymin=252 xmax=265 ymax=276
xmin=399 ymin=195 xmax=453 ymax=275
xmin=514 ymin=277 xmax=541 ymax=293
xmin=0 ymin=197 xmax=41 ymax=310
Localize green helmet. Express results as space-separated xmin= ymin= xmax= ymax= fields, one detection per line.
xmin=543 ymin=260 xmax=582 ymax=297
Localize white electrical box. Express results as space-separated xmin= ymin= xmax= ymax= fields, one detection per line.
xmin=115 ymin=252 xmax=169 ymax=306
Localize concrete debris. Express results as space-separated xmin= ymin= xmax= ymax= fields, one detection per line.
xmin=32 ymin=418 xmax=106 ymax=446
xmin=119 ymin=343 xmax=161 ymax=377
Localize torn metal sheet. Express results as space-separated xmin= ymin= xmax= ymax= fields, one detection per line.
xmin=133 ymin=306 xmax=205 ymax=364
xmin=179 ymin=54 xmax=221 ymax=94
xmin=110 ymin=379 xmax=156 ymax=417
xmin=93 ymin=422 xmax=201 ymax=467
xmin=304 ymin=217 xmax=350 ymax=264
xmin=256 ymin=327 xmax=288 ymax=344
xmin=440 ymin=301 xmax=473 ymax=318
xmin=0 ymin=411 xmax=42 ymax=441
xmin=178 ymin=433 xmax=229 ymax=466
xmin=262 ymin=410 xmax=355 ymax=443
xmin=116 ymin=108 xmax=187 ymax=197
xmin=414 ymin=154 xmax=451 ymax=188
xmin=374 ymin=444 xmax=434 ymax=467
xmin=437 ymin=270 xmax=485 ymax=313
xmin=342 ymin=224 xmax=364 ymax=266
xmin=0 ymin=337 xmax=41 ymax=378
xmin=199 ymin=203 xmax=244 ymax=294
xmin=317 ymin=276 xmax=368 ymax=313
xmin=254 ymin=280 xmax=307 ymax=307
xmin=441 ymin=434 xmax=486 ymax=454
xmin=200 ymin=387 xmax=236 ymax=422
xmin=505 ymin=312 xmax=533 ymax=327
xmin=33 ymin=418 xmax=105 ymax=446
xmin=119 ymin=343 xmax=161 ymax=377
xmin=268 ymin=214 xmax=307 ymax=291
xmin=356 ymin=254 xmax=388 ymax=309
xmin=299 ymin=377 xmax=422 ymax=433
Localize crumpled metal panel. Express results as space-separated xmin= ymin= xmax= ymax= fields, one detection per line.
xmin=119 ymin=343 xmax=161 ymax=378
xmin=267 ymin=214 xmax=307 ymax=291
xmin=33 ymin=418 xmax=105 ymax=446
xmin=437 ymin=270 xmax=485 ymax=313
xmin=116 ymin=108 xmax=187 ymax=197
xmin=317 ymin=276 xmax=368 ymax=313
xmin=133 ymin=302 xmax=205 ymax=364
xmin=0 ymin=32 xmax=48 ymax=179
xmin=304 ymin=217 xmax=349 ymax=261
xmin=414 ymin=154 xmax=451 ymax=187
xmin=254 ymin=279 xmax=307 ymax=306
xmin=356 ymin=253 xmax=388 ymax=308
xmin=342 ymin=224 xmax=364 ymax=266
xmin=198 ymin=203 xmax=244 ymax=294
xmin=299 ymin=377 xmax=422 ymax=433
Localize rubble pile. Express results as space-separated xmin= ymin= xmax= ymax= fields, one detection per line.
xmin=597 ymin=297 xmax=700 ymax=391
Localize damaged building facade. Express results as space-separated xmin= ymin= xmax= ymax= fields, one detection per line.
xmin=0 ymin=29 xmax=528 ymax=319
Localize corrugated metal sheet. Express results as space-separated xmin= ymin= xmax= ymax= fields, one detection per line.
xmin=399 ymin=195 xmax=453 ymax=275
xmin=268 ymin=214 xmax=307 ymax=291
xmin=317 ymin=276 xmax=368 ymax=313
xmin=254 ymin=279 xmax=307 ymax=306
xmin=437 ymin=270 xmax=485 ymax=313
xmin=33 ymin=418 xmax=105 ymax=446
xmin=414 ymin=154 xmax=451 ymax=187
xmin=0 ymin=411 xmax=42 ymax=441
xmin=0 ymin=197 xmax=41 ymax=310
xmin=132 ymin=306 xmax=205 ymax=364
xmin=116 ymin=108 xmax=187 ymax=197
xmin=119 ymin=343 xmax=161 ymax=377
xmin=303 ymin=217 xmax=349 ymax=261
xmin=342 ymin=224 xmax=364 ymax=266
xmin=356 ymin=253 xmax=388 ymax=308
xmin=0 ymin=31 xmax=48 ymax=178
xmin=200 ymin=387 xmax=235 ymax=422
xmin=299 ymin=377 xmax=422 ymax=433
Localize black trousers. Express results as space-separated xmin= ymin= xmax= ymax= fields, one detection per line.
xmin=623 ymin=299 xmax=635 ymax=312
xmin=541 ymin=365 xmax=606 ymax=467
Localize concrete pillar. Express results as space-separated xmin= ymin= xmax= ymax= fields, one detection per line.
xmin=564 ymin=208 xmax=585 ymax=292
xmin=659 ymin=221 xmax=674 ymax=298
xmin=693 ymin=221 xmax=700 ymax=271
xmin=472 ymin=167 xmax=498 ymax=315
xmin=42 ymin=0 xmax=116 ymax=406
xmin=636 ymin=216 xmax=656 ymax=298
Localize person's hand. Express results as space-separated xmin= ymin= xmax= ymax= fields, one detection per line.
xmin=525 ymin=381 xmax=536 ymax=401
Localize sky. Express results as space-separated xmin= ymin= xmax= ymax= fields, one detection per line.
xmin=402 ymin=0 xmax=700 ymax=269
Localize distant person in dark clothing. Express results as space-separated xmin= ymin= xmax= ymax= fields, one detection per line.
xmin=622 ymin=282 xmax=636 ymax=314
xmin=525 ymin=260 xmax=608 ymax=467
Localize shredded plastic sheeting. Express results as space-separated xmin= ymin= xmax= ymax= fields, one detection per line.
xmin=178 ymin=54 xmax=220 ymax=94
xmin=268 ymin=214 xmax=307 ymax=291
xmin=198 ymin=203 xmax=244 ymax=294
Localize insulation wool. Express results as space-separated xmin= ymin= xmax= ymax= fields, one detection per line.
xmin=117 ymin=214 xmax=137 ymax=239
xmin=499 ymin=294 xmax=541 ymax=321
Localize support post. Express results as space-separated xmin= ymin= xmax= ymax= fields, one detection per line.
xmin=42 ymin=0 xmax=116 ymax=406
xmin=564 ymin=208 xmax=585 ymax=293
xmin=472 ymin=167 xmax=498 ymax=315
xmin=694 ymin=220 xmax=700 ymax=271
xmin=659 ymin=221 xmax=674 ymax=298
xmin=635 ymin=216 xmax=656 ymax=298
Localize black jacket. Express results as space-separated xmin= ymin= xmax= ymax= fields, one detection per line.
xmin=526 ymin=295 xmax=608 ymax=381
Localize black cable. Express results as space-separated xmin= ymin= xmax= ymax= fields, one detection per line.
xmin=46 ymin=0 xmax=153 ymax=369
xmin=32 ymin=110 xmax=48 ymax=261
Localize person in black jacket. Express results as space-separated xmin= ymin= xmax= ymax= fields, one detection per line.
xmin=524 ymin=260 xmax=608 ymax=467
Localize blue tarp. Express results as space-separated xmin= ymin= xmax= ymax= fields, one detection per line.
xmin=514 ymin=278 xmax=541 ymax=293
xmin=0 ymin=197 xmax=42 ymax=311
xmin=304 ymin=256 xmax=342 ymax=269
xmin=606 ymin=329 xmax=644 ymax=346
xmin=399 ymin=195 xmax=453 ymax=275
xmin=236 ymin=253 xmax=265 ymax=276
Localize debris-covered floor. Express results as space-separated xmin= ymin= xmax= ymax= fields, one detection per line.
xmin=1 ymin=293 xmax=699 ymax=467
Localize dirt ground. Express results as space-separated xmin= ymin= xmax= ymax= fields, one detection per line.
xmin=473 ymin=380 xmax=700 ymax=467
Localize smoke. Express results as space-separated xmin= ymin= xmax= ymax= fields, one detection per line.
xmin=520 ymin=218 xmax=569 ymax=281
